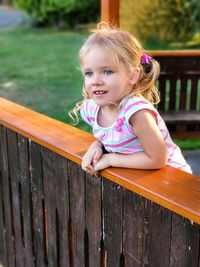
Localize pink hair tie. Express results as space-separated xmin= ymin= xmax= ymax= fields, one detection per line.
xmin=141 ymin=54 xmax=151 ymax=64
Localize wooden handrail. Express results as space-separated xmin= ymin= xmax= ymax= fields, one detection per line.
xmin=0 ymin=97 xmax=199 ymax=224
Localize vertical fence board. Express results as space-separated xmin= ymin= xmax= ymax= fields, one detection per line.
xmin=158 ymin=76 xmax=167 ymax=111
xmin=29 ymin=140 xmax=46 ymax=267
xmin=123 ymin=191 xmax=172 ymax=267
xmin=103 ymin=178 xmax=123 ymax=267
xmin=180 ymin=77 xmax=188 ymax=110
xmin=190 ymin=76 xmax=198 ymax=110
xmin=0 ymin=162 xmax=7 ymax=267
xmin=123 ymin=191 xmax=145 ymax=266
xmin=41 ymin=147 xmax=57 ymax=267
xmin=169 ymin=78 xmax=177 ymax=110
xmin=7 ymin=129 xmax=25 ymax=267
xmin=54 ymin=154 xmax=70 ymax=267
xmin=0 ymin=126 xmax=14 ymax=267
xmin=18 ymin=135 xmax=34 ymax=267
xmin=85 ymin=173 xmax=102 ymax=267
xmin=0 ymin=126 xmax=6 ymax=267
xmin=144 ymin=201 xmax=171 ymax=267
xmin=170 ymin=214 xmax=200 ymax=267
xmin=68 ymin=161 xmax=85 ymax=266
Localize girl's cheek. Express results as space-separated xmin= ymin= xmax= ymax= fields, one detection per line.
xmin=84 ymin=79 xmax=92 ymax=89
xmin=84 ymin=83 xmax=91 ymax=94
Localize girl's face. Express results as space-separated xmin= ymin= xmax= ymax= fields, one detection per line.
xmin=81 ymin=46 xmax=138 ymax=108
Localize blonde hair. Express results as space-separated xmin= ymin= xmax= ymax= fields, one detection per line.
xmin=69 ymin=23 xmax=160 ymax=124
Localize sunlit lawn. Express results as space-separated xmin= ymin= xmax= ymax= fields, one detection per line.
xmin=0 ymin=27 xmax=91 ymax=131
xmin=0 ymin=26 xmax=199 ymax=149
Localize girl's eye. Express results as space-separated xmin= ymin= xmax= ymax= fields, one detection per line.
xmin=85 ymin=72 xmax=93 ymax=77
xmin=104 ymin=70 xmax=113 ymax=75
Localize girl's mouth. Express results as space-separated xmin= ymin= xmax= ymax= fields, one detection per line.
xmin=93 ymin=90 xmax=107 ymax=95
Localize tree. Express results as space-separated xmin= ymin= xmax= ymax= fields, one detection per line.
xmin=120 ymin=0 xmax=200 ymax=44
xmin=13 ymin=0 xmax=100 ymax=28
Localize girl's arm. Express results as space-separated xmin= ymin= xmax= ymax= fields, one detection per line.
xmin=81 ymin=139 xmax=103 ymax=175
xmin=94 ymin=110 xmax=168 ymax=171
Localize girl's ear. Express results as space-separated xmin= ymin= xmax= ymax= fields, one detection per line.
xmin=129 ymin=67 xmax=140 ymax=85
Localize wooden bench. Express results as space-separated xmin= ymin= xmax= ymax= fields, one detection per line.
xmin=101 ymin=0 xmax=200 ymax=139
xmin=0 ymin=98 xmax=199 ymax=266
xmin=151 ymin=51 xmax=200 ymax=139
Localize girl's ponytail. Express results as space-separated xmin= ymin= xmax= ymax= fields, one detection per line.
xmin=134 ymin=55 xmax=160 ymax=105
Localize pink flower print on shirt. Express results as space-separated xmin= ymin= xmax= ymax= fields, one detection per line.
xmin=114 ymin=117 xmax=125 ymax=132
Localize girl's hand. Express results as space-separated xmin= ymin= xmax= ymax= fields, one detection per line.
xmin=93 ymin=154 xmax=111 ymax=172
xmin=81 ymin=140 xmax=103 ymax=175
xmin=93 ymin=110 xmax=168 ymax=172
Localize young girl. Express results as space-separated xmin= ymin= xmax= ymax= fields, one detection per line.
xmin=70 ymin=23 xmax=192 ymax=175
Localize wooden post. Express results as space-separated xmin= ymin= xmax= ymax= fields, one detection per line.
xmin=101 ymin=0 xmax=120 ymax=27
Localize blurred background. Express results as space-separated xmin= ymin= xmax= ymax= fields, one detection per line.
xmin=0 ymin=0 xmax=199 ymax=174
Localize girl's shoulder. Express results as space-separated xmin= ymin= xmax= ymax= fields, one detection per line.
xmin=80 ymin=99 xmax=98 ymax=126
xmin=122 ymin=97 xmax=158 ymax=119
xmin=123 ymin=96 xmax=153 ymax=111
xmin=81 ymin=99 xmax=98 ymax=112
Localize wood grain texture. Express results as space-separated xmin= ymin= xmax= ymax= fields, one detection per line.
xmin=101 ymin=0 xmax=119 ymax=27
xmin=0 ymin=98 xmax=199 ymax=225
xmin=18 ymin=135 xmax=34 ymax=267
xmin=85 ymin=173 xmax=102 ymax=267
xmin=0 ymin=128 xmax=7 ymax=267
xmin=68 ymin=162 xmax=85 ymax=266
xmin=0 ymin=126 xmax=15 ymax=267
xmin=54 ymin=154 xmax=70 ymax=267
xmin=29 ymin=140 xmax=46 ymax=267
xmin=102 ymin=178 xmax=123 ymax=267
xmin=0 ymin=127 xmax=199 ymax=266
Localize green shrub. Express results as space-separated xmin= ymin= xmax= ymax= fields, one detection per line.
xmin=120 ymin=0 xmax=200 ymax=44
xmin=13 ymin=0 xmax=100 ymax=28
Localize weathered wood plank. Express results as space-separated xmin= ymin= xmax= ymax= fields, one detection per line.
xmin=123 ymin=191 xmax=145 ymax=266
xmin=29 ymin=140 xmax=46 ymax=267
xmin=142 ymin=199 xmax=171 ymax=267
xmin=158 ymin=76 xmax=167 ymax=111
xmin=190 ymin=76 xmax=199 ymax=110
xmin=54 ymin=154 xmax=70 ymax=267
xmin=18 ymin=134 xmax=34 ymax=267
xmin=41 ymin=147 xmax=57 ymax=267
xmin=68 ymin=161 xmax=85 ymax=266
xmin=0 ymin=162 xmax=7 ymax=267
xmin=0 ymin=123 xmax=200 ymax=266
xmin=7 ymin=129 xmax=25 ymax=267
xmin=123 ymin=190 xmax=172 ymax=267
xmin=169 ymin=77 xmax=177 ymax=111
xmin=179 ymin=77 xmax=188 ymax=110
xmin=0 ymin=98 xmax=199 ymax=224
xmin=102 ymin=178 xmax=123 ymax=267
xmin=170 ymin=214 xmax=200 ymax=267
xmin=0 ymin=126 xmax=14 ymax=267
xmin=85 ymin=173 xmax=102 ymax=267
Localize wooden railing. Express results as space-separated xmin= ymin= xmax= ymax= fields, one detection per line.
xmin=0 ymin=98 xmax=200 ymax=267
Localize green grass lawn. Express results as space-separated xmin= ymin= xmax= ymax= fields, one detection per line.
xmin=0 ymin=26 xmax=199 ymax=149
xmin=0 ymin=27 xmax=90 ymax=131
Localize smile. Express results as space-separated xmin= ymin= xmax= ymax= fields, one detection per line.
xmin=93 ymin=90 xmax=107 ymax=95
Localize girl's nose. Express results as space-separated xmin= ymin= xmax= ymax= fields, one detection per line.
xmin=92 ymin=74 xmax=103 ymax=86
